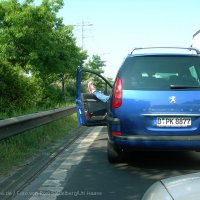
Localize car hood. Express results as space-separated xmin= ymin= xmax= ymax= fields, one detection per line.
xmin=162 ymin=172 xmax=200 ymax=200
xmin=142 ymin=172 xmax=200 ymax=200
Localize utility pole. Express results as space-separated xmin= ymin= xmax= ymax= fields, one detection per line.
xmin=72 ymin=21 xmax=93 ymax=50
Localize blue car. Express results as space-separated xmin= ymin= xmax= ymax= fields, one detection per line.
xmin=76 ymin=47 xmax=200 ymax=163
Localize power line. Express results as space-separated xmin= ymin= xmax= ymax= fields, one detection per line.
xmin=71 ymin=20 xmax=93 ymax=50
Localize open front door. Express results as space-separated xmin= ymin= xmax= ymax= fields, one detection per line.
xmin=76 ymin=68 xmax=112 ymax=126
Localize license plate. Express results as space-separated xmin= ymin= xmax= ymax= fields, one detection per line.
xmin=156 ymin=117 xmax=192 ymax=127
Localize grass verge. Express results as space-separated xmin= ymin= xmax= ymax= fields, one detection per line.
xmin=0 ymin=103 xmax=74 ymax=120
xmin=0 ymin=113 xmax=78 ymax=174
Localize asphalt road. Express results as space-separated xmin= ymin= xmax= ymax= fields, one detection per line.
xmin=13 ymin=126 xmax=200 ymax=200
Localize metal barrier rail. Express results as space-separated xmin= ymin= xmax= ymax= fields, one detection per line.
xmin=0 ymin=106 xmax=76 ymax=141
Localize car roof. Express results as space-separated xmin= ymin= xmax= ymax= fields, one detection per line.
xmin=128 ymin=47 xmax=200 ymax=57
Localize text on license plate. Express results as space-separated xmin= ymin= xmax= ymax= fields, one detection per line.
xmin=156 ymin=117 xmax=192 ymax=127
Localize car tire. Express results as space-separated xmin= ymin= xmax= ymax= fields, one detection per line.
xmin=107 ymin=141 xmax=122 ymax=163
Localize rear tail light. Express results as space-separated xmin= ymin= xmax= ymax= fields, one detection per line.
xmin=112 ymin=78 xmax=122 ymax=108
xmin=112 ymin=131 xmax=121 ymax=136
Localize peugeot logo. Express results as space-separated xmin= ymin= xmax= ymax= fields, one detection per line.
xmin=169 ymin=96 xmax=176 ymax=104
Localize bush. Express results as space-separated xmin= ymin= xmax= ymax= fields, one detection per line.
xmin=0 ymin=63 xmax=42 ymax=116
xmin=38 ymin=84 xmax=63 ymax=108
xmin=65 ymin=80 xmax=76 ymax=102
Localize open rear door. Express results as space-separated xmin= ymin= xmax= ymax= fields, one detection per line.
xmin=76 ymin=68 xmax=112 ymax=126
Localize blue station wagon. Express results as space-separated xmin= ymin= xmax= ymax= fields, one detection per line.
xmin=76 ymin=47 xmax=200 ymax=163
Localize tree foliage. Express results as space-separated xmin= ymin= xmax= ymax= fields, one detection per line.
xmin=84 ymin=54 xmax=106 ymax=91
xmin=85 ymin=54 xmax=105 ymax=74
xmin=0 ymin=61 xmax=42 ymax=114
xmin=0 ymin=0 xmax=87 ymax=115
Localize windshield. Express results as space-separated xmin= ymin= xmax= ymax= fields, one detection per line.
xmin=121 ymin=56 xmax=200 ymax=90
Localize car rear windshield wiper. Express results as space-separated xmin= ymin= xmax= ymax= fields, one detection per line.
xmin=170 ymin=85 xmax=200 ymax=89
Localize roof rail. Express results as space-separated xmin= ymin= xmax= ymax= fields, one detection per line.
xmin=131 ymin=47 xmax=200 ymax=55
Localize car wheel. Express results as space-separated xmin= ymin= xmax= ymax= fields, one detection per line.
xmin=107 ymin=141 xmax=123 ymax=163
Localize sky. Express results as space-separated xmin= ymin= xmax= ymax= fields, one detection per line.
xmin=55 ymin=0 xmax=200 ymax=78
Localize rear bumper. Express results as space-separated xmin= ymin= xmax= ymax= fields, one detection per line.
xmin=107 ymin=116 xmax=200 ymax=150
xmin=111 ymin=135 xmax=200 ymax=150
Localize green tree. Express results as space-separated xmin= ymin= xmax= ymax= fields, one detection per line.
xmin=85 ymin=54 xmax=105 ymax=74
xmin=0 ymin=0 xmax=87 ymax=110
xmin=84 ymin=55 xmax=106 ymax=91
xmin=0 ymin=61 xmax=42 ymax=116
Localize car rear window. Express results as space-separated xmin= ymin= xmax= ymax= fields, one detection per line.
xmin=120 ymin=56 xmax=200 ymax=90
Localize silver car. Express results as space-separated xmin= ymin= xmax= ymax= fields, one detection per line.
xmin=142 ymin=172 xmax=200 ymax=200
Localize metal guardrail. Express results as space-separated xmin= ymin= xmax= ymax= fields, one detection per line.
xmin=0 ymin=106 xmax=76 ymax=141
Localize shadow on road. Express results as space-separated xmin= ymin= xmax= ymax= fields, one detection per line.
xmin=125 ymin=150 xmax=200 ymax=170
xmin=59 ymin=127 xmax=200 ymax=200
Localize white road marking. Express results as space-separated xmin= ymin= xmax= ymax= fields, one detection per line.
xmin=25 ymin=127 xmax=102 ymax=200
